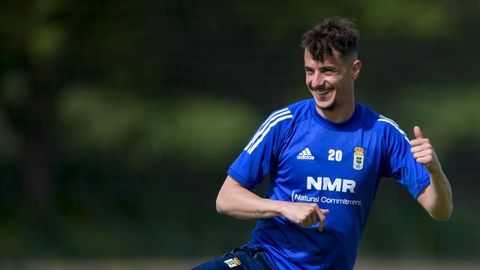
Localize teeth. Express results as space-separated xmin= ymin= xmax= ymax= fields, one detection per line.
xmin=317 ymin=90 xmax=329 ymax=95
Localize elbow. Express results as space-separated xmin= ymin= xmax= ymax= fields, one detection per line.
xmin=431 ymin=212 xmax=451 ymax=222
xmin=215 ymin=194 xmax=228 ymax=215
xmin=430 ymin=204 xmax=453 ymax=222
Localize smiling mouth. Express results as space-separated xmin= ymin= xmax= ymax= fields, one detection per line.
xmin=314 ymin=88 xmax=332 ymax=96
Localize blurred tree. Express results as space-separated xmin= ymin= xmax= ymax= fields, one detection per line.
xmin=0 ymin=0 xmax=71 ymax=205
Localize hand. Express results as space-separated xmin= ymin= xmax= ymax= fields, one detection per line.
xmin=411 ymin=126 xmax=441 ymax=172
xmin=280 ymin=202 xmax=329 ymax=231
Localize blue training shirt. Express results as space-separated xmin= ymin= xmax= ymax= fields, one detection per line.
xmin=227 ymin=99 xmax=430 ymax=270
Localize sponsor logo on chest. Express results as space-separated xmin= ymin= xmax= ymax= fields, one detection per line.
xmin=306 ymin=176 xmax=356 ymax=193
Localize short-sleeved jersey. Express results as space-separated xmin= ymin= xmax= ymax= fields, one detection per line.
xmin=227 ymin=99 xmax=430 ymax=270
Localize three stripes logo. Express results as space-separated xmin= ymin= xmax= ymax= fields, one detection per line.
xmin=297 ymin=147 xmax=315 ymax=160
xmin=244 ymin=108 xmax=293 ymax=154
xmin=377 ymin=115 xmax=409 ymax=143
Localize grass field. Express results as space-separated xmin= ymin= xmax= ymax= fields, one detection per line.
xmin=0 ymin=258 xmax=478 ymax=270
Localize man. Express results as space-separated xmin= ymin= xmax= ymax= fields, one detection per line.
xmin=193 ymin=16 xmax=452 ymax=270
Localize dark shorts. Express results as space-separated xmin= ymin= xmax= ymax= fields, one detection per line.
xmin=192 ymin=245 xmax=275 ymax=270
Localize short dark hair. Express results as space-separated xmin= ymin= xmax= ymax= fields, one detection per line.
xmin=301 ymin=16 xmax=359 ymax=62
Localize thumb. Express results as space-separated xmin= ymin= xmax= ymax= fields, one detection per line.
xmin=320 ymin=209 xmax=330 ymax=215
xmin=414 ymin=125 xmax=424 ymax=139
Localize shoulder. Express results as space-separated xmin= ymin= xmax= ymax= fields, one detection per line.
xmin=262 ymin=99 xmax=312 ymax=128
xmin=243 ymin=100 xmax=307 ymax=154
xmin=285 ymin=98 xmax=312 ymax=114
xmin=360 ymin=105 xmax=409 ymax=143
xmin=245 ymin=99 xmax=311 ymax=150
xmin=285 ymin=98 xmax=315 ymax=125
xmin=377 ymin=116 xmax=409 ymax=140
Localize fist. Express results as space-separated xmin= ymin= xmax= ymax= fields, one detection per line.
xmin=281 ymin=202 xmax=329 ymax=231
xmin=411 ymin=126 xmax=440 ymax=172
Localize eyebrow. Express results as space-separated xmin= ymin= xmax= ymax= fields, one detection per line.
xmin=320 ymin=66 xmax=337 ymax=71
xmin=304 ymin=65 xmax=337 ymax=71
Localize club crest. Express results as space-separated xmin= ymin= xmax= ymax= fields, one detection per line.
xmin=353 ymin=147 xmax=364 ymax=170
xmin=224 ymin=257 xmax=241 ymax=268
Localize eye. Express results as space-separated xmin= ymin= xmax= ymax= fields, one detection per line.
xmin=322 ymin=68 xmax=337 ymax=76
xmin=304 ymin=68 xmax=314 ymax=75
xmin=324 ymin=70 xmax=334 ymax=76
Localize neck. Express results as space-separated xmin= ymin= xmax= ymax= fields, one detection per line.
xmin=316 ymin=101 xmax=355 ymax=124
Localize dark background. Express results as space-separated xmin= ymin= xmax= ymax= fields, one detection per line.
xmin=0 ymin=0 xmax=478 ymax=262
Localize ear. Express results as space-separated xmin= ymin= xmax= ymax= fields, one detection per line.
xmin=352 ymin=59 xmax=362 ymax=80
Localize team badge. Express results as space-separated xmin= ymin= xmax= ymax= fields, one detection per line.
xmin=353 ymin=147 xmax=364 ymax=170
xmin=224 ymin=257 xmax=241 ymax=268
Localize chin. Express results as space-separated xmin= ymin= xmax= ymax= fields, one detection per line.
xmin=315 ymin=99 xmax=337 ymax=111
xmin=311 ymin=89 xmax=337 ymax=110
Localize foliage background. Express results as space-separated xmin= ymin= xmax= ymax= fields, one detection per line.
xmin=0 ymin=0 xmax=478 ymax=263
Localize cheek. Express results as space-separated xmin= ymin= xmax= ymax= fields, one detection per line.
xmin=328 ymin=76 xmax=343 ymax=86
xmin=305 ymin=78 xmax=312 ymax=88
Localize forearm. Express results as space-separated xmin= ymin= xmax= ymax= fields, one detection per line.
xmin=411 ymin=129 xmax=453 ymax=221
xmin=216 ymin=176 xmax=330 ymax=230
xmin=216 ymin=176 xmax=284 ymax=220
xmin=428 ymin=167 xmax=453 ymax=219
xmin=419 ymin=166 xmax=453 ymax=221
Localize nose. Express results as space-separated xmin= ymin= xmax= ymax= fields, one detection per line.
xmin=309 ymin=71 xmax=325 ymax=89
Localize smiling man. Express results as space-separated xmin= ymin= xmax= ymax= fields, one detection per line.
xmin=193 ymin=16 xmax=452 ymax=270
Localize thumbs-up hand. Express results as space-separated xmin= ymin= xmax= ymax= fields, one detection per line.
xmin=411 ymin=126 xmax=440 ymax=173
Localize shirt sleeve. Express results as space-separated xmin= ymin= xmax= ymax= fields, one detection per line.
xmin=227 ymin=108 xmax=293 ymax=190
xmin=382 ymin=119 xmax=431 ymax=198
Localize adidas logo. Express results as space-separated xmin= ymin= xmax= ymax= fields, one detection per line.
xmin=297 ymin=147 xmax=315 ymax=160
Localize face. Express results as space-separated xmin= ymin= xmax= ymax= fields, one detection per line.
xmin=304 ymin=49 xmax=361 ymax=113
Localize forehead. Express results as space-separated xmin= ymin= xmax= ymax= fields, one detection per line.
xmin=304 ymin=49 xmax=344 ymax=67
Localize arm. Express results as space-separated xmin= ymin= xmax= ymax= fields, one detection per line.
xmin=216 ymin=175 xmax=329 ymax=231
xmin=411 ymin=126 xmax=453 ymax=221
